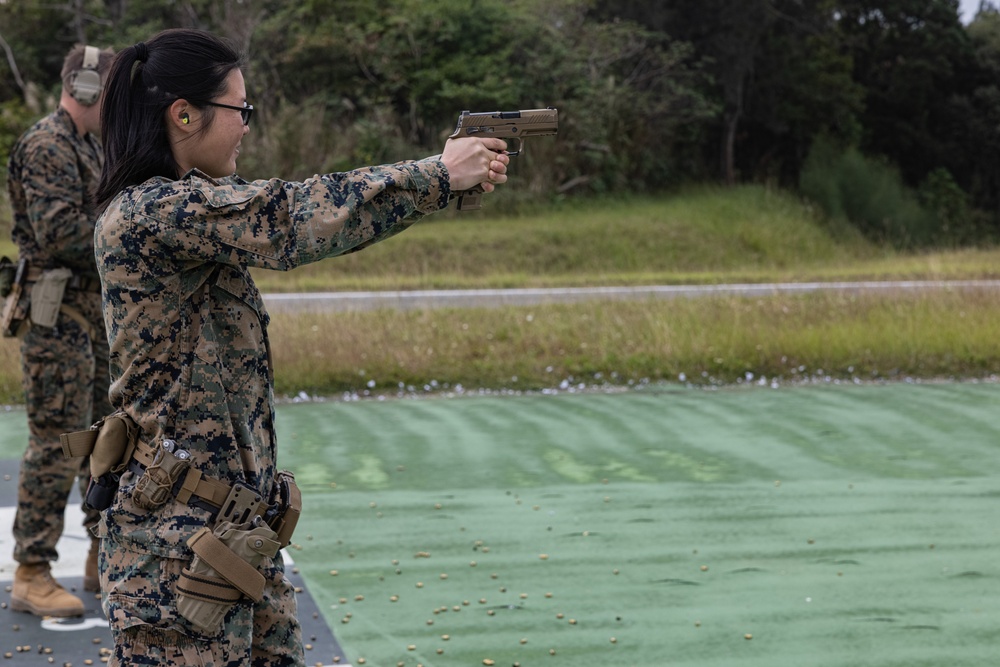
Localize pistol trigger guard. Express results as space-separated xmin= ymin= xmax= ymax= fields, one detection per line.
xmin=505 ymin=137 xmax=523 ymax=157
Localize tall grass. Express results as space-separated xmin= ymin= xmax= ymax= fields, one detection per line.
xmin=798 ymin=137 xmax=969 ymax=248
xmin=264 ymin=288 xmax=1000 ymax=398
xmin=248 ymin=187 xmax=1000 ymax=293
xmin=2 ymin=288 xmax=992 ymax=404
xmin=246 ymin=187 xmax=878 ymax=292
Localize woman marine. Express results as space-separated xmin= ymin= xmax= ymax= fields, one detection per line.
xmin=92 ymin=28 xmax=509 ymax=666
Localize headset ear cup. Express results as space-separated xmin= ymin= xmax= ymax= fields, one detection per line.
xmin=70 ymin=69 xmax=102 ymax=105
xmin=69 ymin=45 xmax=102 ymax=106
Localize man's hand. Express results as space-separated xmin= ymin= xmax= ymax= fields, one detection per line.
xmin=441 ymin=137 xmax=510 ymax=194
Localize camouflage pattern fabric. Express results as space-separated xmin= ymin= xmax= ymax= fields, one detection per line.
xmin=8 ymin=107 xmax=104 ymax=284
xmin=6 ymin=106 xmax=109 ymax=565
xmin=101 ymin=538 xmax=299 ymax=666
xmin=95 ymin=160 xmax=450 ymax=663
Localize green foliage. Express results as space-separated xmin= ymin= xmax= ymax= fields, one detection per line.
xmin=254 ymin=0 xmax=551 ymax=138
xmin=0 ymin=2 xmax=74 ymax=100
xmin=3 ymin=0 xmax=1000 ymax=239
xmin=239 ymin=0 xmax=717 ymax=197
xmin=953 ymin=9 xmax=1000 ymax=228
xmin=800 ymin=136 xmax=938 ymax=247
xmin=0 ymin=98 xmax=36 ymax=169
xmin=918 ymin=167 xmax=980 ymax=244
xmin=0 ymin=98 xmax=39 ymax=236
xmin=742 ymin=2 xmax=866 ymax=184
xmin=837 ymin=0 xmax=979 ymax=193
xmin=558 ymin=22 xmax=717 ymax=192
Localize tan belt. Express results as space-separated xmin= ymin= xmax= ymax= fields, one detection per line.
xmin=25 ymin=266 xmax=101 ymax=292
xmin=130 ymin=438 xmax=247 ymax=511
xmin=61 ymin=428 xmax=265 ymax=515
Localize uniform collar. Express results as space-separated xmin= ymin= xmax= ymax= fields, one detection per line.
xmin=180 ymin=168 xmax=245 ymax=186
xmin=54 ymin=105 xmax=89 ymax=139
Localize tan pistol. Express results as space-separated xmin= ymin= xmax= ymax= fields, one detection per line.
xmin=448 ymin=107 xmax=559 ymax=211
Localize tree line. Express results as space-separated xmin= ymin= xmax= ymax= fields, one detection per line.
xmin=2 ymin=0 xmax=1000 ymax=246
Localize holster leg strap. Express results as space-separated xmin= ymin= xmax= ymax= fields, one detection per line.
xmin=176 ymin=569 xmax=242 ymax=605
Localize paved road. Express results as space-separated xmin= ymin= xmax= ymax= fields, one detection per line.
xmin=261 ymin=279 xmax=1000 ymax=313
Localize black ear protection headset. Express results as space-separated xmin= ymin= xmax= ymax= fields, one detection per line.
xmin=68 ymin=45 xmax=102 ymax=106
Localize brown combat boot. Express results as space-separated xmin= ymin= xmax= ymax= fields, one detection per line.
xmin=10 ymin=564 xmax=84 ymax=617
xmin=83 ymin=539 xmax=100 ymax=593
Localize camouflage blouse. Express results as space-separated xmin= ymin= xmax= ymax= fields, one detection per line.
xmin=7 ymin=106 xmax=103 ymax=279
xmin=95 ymin=160 xmax=450 ymax=558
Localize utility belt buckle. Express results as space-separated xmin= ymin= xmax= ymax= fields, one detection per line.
xmin=218 ymin=481 xmax=264 ymax=526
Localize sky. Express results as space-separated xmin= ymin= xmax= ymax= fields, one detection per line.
xmin=960 ymin=0 xmax=985 ymax=23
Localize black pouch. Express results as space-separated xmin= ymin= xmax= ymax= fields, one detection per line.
xmin=64 ymin=412 xmax=140 ymax=512
xmin=84 ymin=472 xmax=120 ymax=512
xmin=264 ymin=470 xmax=301 ymax=548
xmin=0 ymin=257 xmax=16 ymax=297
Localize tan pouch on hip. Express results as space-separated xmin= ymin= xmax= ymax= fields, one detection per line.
xmin=30 ymin=268 xmax=72 ymax=328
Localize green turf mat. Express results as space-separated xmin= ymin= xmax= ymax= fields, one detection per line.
xmin=268 ymin=383 xmax=1000 ymax=667
xmin=2 ymin=382 xmax=999 ymax=666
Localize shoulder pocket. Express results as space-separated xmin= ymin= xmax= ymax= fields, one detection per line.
xmin=192 ymin=180 xmax=259 ymax=212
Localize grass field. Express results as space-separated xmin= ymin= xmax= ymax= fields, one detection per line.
xmin=264 ymin=287 xmax=1000 ymax=399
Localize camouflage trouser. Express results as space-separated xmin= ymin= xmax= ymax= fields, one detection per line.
xmin=13 ymin=294 xmax=111 ymax=564
xmin=101 ymin=537 xmax=305 ymax=667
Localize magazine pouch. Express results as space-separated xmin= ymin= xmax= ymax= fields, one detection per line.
xmin=30 ymin=268 xmax=72 ymax=328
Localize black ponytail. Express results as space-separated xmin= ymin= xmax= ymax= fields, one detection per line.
xmin=96 ymin=29 xmax=245 ymax=210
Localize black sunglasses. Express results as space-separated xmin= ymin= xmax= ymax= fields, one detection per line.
xmin=199 ymin=101 xmax=254 ymax=126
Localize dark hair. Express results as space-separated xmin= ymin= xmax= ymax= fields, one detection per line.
xmin=96 ymin=29 xmax=245 ymax=210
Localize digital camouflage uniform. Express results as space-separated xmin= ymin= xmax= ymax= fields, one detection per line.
xmin=95 ymin=159 xmax=450 ymax=666
xmin=6 ymin=105 xmax=109 ymax=566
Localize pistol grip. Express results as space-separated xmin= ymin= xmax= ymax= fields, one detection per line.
xmin=457 ymin=190 xmax=483 ymax=211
